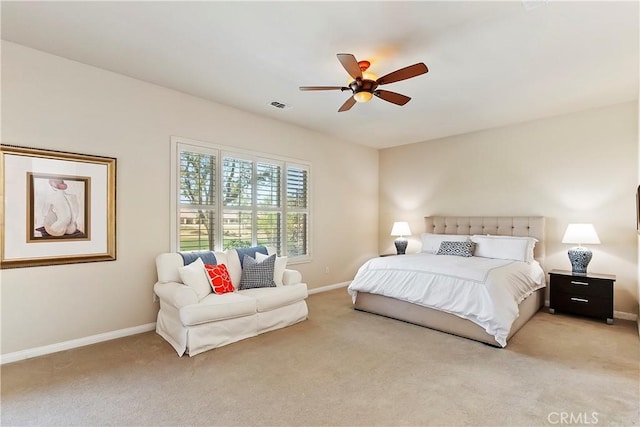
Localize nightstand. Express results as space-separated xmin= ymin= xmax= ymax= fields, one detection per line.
xmin=548 ymin=269 xmax=615 ymax=324
xmin=380 ymin=253 xmax=402 ymax=257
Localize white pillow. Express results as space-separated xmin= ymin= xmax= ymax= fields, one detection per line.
xmin=178 ymin=257 xmax=212 ymax=300
xmin=490 ymin=235 xmax=537 ymax=263
xmin=225 ymin=249 xmax=243 ymax=289
xmin=471 ymin=235 xmax=538 ymax=263
xmin=420 ymin=233 xmax=470 ymax=254
xmin=213 ymin=250 xmax=228 ymax=267
xmin=256 ymin=252 xmax=288 ymax=286
xmin=495 ymin=235 xmax=538 ymax=262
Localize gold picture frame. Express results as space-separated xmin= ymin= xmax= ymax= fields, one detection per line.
xmin=1 ymin=145 xmax=116 ymax=268
xmin=637 ymin=185 xmax=640 ymax=233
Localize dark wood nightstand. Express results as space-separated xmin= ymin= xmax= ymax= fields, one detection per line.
xmin=379 ymin=253 xmax=401 ymax=257
xmin=548 ymin=269 xmax=615 ymax=324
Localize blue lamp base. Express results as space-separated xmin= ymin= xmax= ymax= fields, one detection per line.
xmin=568 ymin=246 xmax=592 ymax=274
xmin=394 ymin=238 xmax=408 ymax=255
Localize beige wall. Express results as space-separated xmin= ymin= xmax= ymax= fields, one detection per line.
xmin=0 ymin=41 xmax=379 ymax=355
xmin=380 ymin=101 xmax=639 ymax=316
xmin=2 ymin=39 xmax=636 ymax=356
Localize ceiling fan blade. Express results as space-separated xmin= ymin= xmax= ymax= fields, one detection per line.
xmin=374 ymin=90 xmax=411 ymax=106
xmin=377 ymin=63 xmax=428 ymax=86
xmin=337 ymin=53 xmax=362 ymax=80
xmin=338 ymin=96 xmax=357 ymax=112
xmin=299 ymin=86 xmax=347 ymax=91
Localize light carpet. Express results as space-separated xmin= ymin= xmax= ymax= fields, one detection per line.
xmin=1 ymin=289 xmax=638 ymax=426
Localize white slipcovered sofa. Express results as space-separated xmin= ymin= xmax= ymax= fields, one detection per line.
xmin=153 ymin=246 xmax=308 ymax=356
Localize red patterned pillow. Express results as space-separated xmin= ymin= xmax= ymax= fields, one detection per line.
xmin=204 ymin=264 xmax=234 ymax=294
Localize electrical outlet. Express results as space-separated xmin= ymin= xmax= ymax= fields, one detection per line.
xmin=325 ymin=267 xmax=330 ymax=274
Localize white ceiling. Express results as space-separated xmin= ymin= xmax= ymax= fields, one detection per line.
xmin=1 ymin=1 xmax=638 ymax=149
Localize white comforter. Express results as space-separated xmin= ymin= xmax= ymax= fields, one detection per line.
xmin=347 ymin=253 xmax=546 ymax=347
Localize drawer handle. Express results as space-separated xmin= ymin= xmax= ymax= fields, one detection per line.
xmin=571 ymin=297 xmax=589 ymax=303
xmin=570 ymin=281 xmax=589 ymax=286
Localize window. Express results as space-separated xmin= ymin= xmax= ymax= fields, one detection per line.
xmin=177 ymin=148 xmax=217 ymax=252
xmin=286 ymin=166 xmax=309 ymax=257
xmin=172 ymin=138 xmax=310 ymax=261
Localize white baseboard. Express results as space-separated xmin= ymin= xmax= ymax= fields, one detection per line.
xmin=1 ymin=322 xmax=156 ymax=365
xmin=308 ymin=281 xmax=350 ymax=295
xmin=614 ymin=310 xmax=638 ymax=321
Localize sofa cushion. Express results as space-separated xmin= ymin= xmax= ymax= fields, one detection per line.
xmin=239 ymin=255 xmax=276 ymax=290
xmin=156 ymin=253 xmax=184 ymax=283
xmin=204 ymin=264 xmax=234 ymax=294
xmin=238 ymin=283 xmax=308 ymax=312
xmin=179 ymin=292 xmax=256 ymax=326
xmin=178 ymin=258 xmax=212 ymax=301
xmin=256 ymin=252 xmax=288 ymax=286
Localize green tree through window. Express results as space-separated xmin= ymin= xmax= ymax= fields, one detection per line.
xmin=179 ymin=151 xmax=216 ymax=251
xmin=175 ymin=141 xmax=310 ymax=260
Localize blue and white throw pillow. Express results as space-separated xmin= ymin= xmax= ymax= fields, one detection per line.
xmin=238 ymin=254 xmax=277 ymax=290
xmin=436 ymin=241 xmax=476 ymax=257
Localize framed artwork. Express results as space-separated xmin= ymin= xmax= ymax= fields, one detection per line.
xmin=637 ymin=185 xmax=640 ymax=233
xmin=1 ymin=145 xmax=116 ymax=268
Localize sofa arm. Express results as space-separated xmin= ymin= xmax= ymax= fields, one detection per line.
xmin=282 ymin=269 xmax=302 ymax=286
xmin=154 ymin=281 xmax=199 ymax=309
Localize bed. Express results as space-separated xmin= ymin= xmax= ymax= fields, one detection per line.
xmin=348 ymin=216 xmax=546 ymax=347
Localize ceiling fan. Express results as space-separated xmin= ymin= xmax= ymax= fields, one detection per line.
xmin=299 ymin=53 xmax=428 ymax=112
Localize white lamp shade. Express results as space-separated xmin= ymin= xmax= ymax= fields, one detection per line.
xmin=562 ymin=224 xmax=601 ymax=245
xmin=391 ymin=221 xmax=411 ymax=237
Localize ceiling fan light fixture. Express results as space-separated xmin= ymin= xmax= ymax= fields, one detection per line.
xmin=347 ymin=71 xmax=378 ymax=85
xmin=300 ymin=53 xmax=428 ymax=112
xmin=362 ymin=71 xmax=378 ymax=81
xmin=353 ymin=91 xmax=373 ymax=103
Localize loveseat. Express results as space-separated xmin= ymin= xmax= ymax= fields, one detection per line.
xmin=153 ymin=246 xmax=308 ymax=356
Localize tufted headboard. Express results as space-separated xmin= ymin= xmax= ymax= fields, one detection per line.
xmin=424 ymin=216 xmax=545 ymax=261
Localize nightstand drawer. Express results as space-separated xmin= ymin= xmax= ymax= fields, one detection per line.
xmin=549 ymin=274 xmax=613 ymax=298
xmin=551 ymin=292 xmax=613 ymax=319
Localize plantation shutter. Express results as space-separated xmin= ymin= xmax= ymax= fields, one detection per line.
xmin=256 ymin=162 xmax=282 ymax=253
xmin=174 ymin=139 xmax=310 ymax=260
xmin=286 ymin=166 xmax=309 ymax=257
xmin=222 ymin=157 xmax=254 ymax=249
xmin=178 ymin=149 xmax=217 ymax=251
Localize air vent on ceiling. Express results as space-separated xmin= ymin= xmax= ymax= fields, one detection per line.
xmin=268 ymin=100 xmax=292 ymax=110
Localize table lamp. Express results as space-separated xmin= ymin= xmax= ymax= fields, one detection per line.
xmin=391 ymin=221 xmax=411 ymax=255
xmin=561 ymin=223 xmax=600 ymax=274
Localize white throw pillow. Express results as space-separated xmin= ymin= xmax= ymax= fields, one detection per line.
xmin=471 ymin=235 xmax=538 ymax=263
xmin=420 ymin=233 xmax=470 ymax=254
xmin=225 ymin=249 xmax=243 ymax=289
xmin=178 ymin=257 xmax=212 ymax=300
xmin=256 ymin=252 xmax=288 ymax=286
xmin=213 ymin=250 xmax=228 ymax=267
